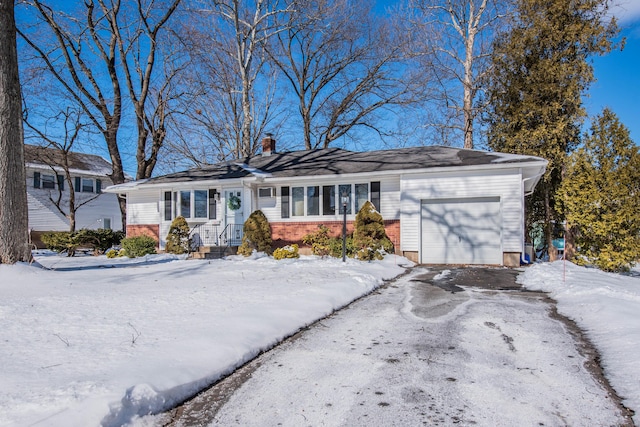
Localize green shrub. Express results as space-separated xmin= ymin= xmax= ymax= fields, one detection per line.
xmin=41 ymin=231 xmax=76 ymax=255
xmin=273 ymin=244 xmax=300 ymax=260
xmin=328 ymin=234 xmax=356 ymax=259
xmin=302 ymin=225 xmax=332 ymax=257
xmin=353 ymin=201 xmax=393 ymax=260
xmin=238 ymin=210 xmax=272 ymax=256
xmin=41 ymin=228 xmax=124 ymax=256
xmin=165 ymin=216 xmax=191 ymax=254
xmin=120 ymin=235 xmax=157 ymax=258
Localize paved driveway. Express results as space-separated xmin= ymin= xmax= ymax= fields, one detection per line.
xmin=157 ymin=267 xmax=631 ymax=426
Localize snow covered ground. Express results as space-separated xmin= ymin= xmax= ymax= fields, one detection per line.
xmin=0 ymin=254 xmax=638 ymax=426
xmin=519 ymin=261 xmax=640 ymax=424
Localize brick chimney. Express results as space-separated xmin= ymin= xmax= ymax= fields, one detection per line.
xmin=262 ymin=133 xmax=276 ymax=156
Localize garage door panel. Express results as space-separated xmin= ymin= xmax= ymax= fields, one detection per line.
xmin=421 ymin=198 xmax=501 ymax=265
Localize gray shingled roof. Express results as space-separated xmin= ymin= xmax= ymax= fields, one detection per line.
xmin=140 ymin=145 xmax=545 ymax=185
xmin=24 ymin=144 xmax=113 ymax=176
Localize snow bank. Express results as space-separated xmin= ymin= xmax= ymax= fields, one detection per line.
xmin=0 ymin=253 xmax=409 ymax=427
xmin=519 ymin=261 xmax=640 ymax=423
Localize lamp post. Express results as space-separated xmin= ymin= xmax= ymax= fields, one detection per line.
xmin=341 ymin=191 xmax=349 ymax=262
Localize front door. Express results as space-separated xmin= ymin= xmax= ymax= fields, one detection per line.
xmin=225 ymin=189 xmax=244 ymax=245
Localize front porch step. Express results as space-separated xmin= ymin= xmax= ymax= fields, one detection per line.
xmin=190 ymin=246 xmax=237 ymax=260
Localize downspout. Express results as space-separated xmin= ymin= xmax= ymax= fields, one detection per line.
xmin=520 ymin=166 xmax=546 ymax=263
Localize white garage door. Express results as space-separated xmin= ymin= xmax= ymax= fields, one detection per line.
xmin=421 ymin=197 xmax=502 ymax=265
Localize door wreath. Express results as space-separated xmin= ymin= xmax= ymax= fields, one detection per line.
xmin=227 ymin=194 xmax=241 ymax=211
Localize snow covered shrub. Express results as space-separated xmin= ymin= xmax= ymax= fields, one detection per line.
xmin=165 ymin=216 xmax=191 ymax=254
xmin=120 ymin=236 xmax=157 ymax=258
xmin=238 ymin=210 xmax=272 ymax=256
xmin=273 ymin=244 xmax=300 ymax=260
xmin=328 ymin=234 xmax=355 ymax=258
xmin=353 ymin=201 xmax=393 ymax=261
xmin=41 ymin=231 xmax=75 ymax=255
xmin=302 ymin=225 xmax=332 ymax=257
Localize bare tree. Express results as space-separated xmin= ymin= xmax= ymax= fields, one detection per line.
xmin=268 ymin=0 xmax=418 ymax=150
xmin=23 ymin=108 xmax=101 ymax=232
xmin=0 ymin=0 xmax=32 ymax=263
xmin=17 ymin=0 xmax=183 ymax=228
xmin=409 ymin=0 xmax=510 ymax=149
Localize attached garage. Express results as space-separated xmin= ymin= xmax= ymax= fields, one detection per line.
xmin=421 ymin=197 xmax=502 ymax=265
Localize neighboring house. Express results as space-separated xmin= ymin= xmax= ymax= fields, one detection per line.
xmin=105 ymin=136 xmax=547 ymax=266
xmin=24 ymin=144 xmax=123 ymax=247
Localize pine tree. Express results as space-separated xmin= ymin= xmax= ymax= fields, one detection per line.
xmin=165 ymin=216 xmax=191 ymax=254
xmin=238 ymin=210 xmax=272 ymax=256
xmin=560 ymin=109 xmax=640 ymax=272
xmin=353 ymin=201 xmax=393 ymax=261
xmin=485 ymin=0 xmax=619 ymax=256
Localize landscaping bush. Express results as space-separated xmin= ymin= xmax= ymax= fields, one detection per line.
xmin=353 ymin=201 xmax=393 ymax=260
xmin=165 ymin=216 xmax=191 ymax=254
xmin=328 ymin=234 xmax=355 ymax=258
xmin=120 ymin=235 xmax=157 ymax=258
xmin=41 ymin=229 xmax=124 ymax=256
xmin=238 ymin=210 xmax=272 ymax=256
xmin=302 ymin=225 xmax=332 ymax=257
xmin=273 ymin=244 xmax=300 ymax=260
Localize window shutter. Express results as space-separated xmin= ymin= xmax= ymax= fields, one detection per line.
xmin=164 ymin=191 xmax=172 ymax=221
xmin=96 ymin=179 xmax=102 ymax=193
xmin=208 ymin=189 xmax=217 ymax=220
xmin=33 ymin=172 xmax=41 ymax=189
xmin=281 ymin=186 xmax=290 ymax=218
xmin=74 ymin=177 xmax=81 ymax=192
xmin=57 ymin=174 xmax=65 ymax=191
xmin=371 ymin=181 xmax=381 ymax=212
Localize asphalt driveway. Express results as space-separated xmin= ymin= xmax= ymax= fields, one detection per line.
xmin=156 ymin=266 xmax=632 ymax=426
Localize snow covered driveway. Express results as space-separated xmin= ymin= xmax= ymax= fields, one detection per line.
xmin=161 ymin=267 xmax=630 ymax=426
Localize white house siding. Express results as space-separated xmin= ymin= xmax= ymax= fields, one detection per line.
xmin=27 ymin=185 xmax=122 ymax=232
xmin=400 ymin=169 xmax=523 ymax=255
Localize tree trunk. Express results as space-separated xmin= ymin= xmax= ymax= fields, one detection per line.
xmin=0 ymin=1 xmax=32 ymax=263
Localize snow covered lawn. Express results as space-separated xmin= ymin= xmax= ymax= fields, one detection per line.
xmin=0 ymin=253 xmax=408 ymax=427
xmin=519 ymin=261 xmax=640 ymax=425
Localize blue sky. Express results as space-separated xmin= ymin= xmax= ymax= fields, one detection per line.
xmin=586 ymin=3 xmax=640 ymax=143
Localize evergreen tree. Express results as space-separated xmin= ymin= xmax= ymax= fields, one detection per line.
xmin=560 ymin=109 xmax=640 ymax=272
xmin=485 ymin=0 xmax=619 ymax=255
xmin=353 ymin=201 xmax=393 ymax=261
xmin=165 ymin=216 xmax=191 ymax=254
xmin=238 ymin=210 xmax=272 ymax=256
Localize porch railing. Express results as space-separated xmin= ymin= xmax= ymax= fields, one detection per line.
xmin=190 ymin=223 xmax=243 ymax=248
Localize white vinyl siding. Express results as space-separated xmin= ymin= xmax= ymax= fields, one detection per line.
xmin=127 ymin=189 xmax=161 ymax=225
xmin=401 ymin=169 xmax=523 ymax=255
xmin=26 ymin=168 xmax=122 ymax=232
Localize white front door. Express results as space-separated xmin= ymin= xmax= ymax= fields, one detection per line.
xmin=225 ymin=189 xmax=244 ymax=245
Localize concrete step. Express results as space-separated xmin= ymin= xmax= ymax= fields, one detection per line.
xmin=190 ymin=246 xmax=237 ymax=260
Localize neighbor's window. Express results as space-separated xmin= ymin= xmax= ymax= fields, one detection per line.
xmin=81 ymin=178 xmax=94 ymax=193
xmin=42 ymin=174 xmax=55 ymax=190
xmin=292 ymin=186 xmax=305 ymax=216
xmin=307 ymin=186 xmax=319 ymax=216
xmin=33 ymin=172 xmax=41 ymax=188
xmin=103 ymin=218 xmax=111 ymax=229
xmin=57 ymin=175 xmax=65 ymax=191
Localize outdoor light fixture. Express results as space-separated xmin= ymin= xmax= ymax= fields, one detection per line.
xmin=341 ymin=192 xmax=350 ymax=262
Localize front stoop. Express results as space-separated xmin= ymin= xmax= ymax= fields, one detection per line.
xmin=190 ymin=246 xmax=237 ymax=260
